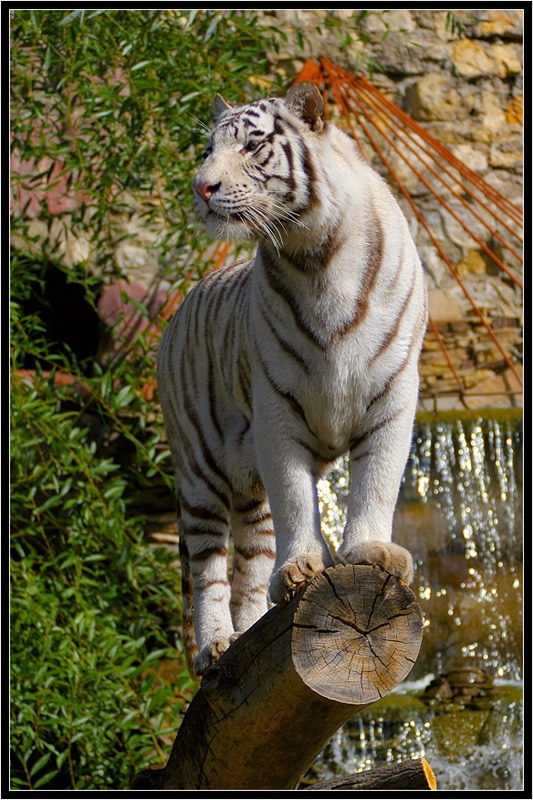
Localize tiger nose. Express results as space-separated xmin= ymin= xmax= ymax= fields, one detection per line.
xmin=193 ymin=181 xmax=220 ymax=202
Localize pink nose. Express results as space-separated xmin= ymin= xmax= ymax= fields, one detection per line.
xmin=194 ymin=181 xmax=218 ymax=202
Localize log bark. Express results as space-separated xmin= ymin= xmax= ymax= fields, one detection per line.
xmin=130 ymin=564 xmax=423 ymax=790
xmin=304 ymin=757 xmax=437 ymax=790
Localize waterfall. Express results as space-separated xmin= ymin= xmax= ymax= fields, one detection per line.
xmin=401 ymin=412 xmax=522 ymax=681
xmin=313 ymin=411 xmax=523 ymax=790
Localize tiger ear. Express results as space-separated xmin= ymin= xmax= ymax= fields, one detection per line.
xmin=285 ymin=82 xmax=325 ymax=133
xmin=214 ymin=94 xmax=235 ymax=118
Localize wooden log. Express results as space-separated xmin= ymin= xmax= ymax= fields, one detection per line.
xmin=130 ymin=564 xmax=423 ymax=791
xmin=304 ymin=757 xmax=437 ymax=790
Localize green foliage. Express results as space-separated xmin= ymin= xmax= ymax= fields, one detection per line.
xmin=10 ymin=361 xmax=194 ymax=789
xmin=10 ymin=9 xmax=282 ymax=274
xmin=445 ymin=11 xmax=467 ymax=39
xmin=10 ymin=8 xmax=398 ymax=790
xmin=10 ymin=8 xmax=282 ymax=791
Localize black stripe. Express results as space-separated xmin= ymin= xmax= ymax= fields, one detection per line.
xmin=238 ymin=359 xmax=252 ymax=410
xmin=299 ymin=140 xmax=318 ymax=211
xmin=260 ymin=244 xmax=326 ymax=350
xmin=386 ymin=239 xmax=409 ymax=297
xmin=173 ymin=415 xmax=231 ymax=511
xmin=349 ymin=407 xmax=407 ymax=453
xmin=351 ymin=448 xmax=374 ymax=463
xmin=181 ymin=379 xmax=232 ymax=495
xmin=205 ymin=334 xmax=224 ymax=440
xmin=279 ymin=219 xmax=345 ymax=274
xmin=254 ymin=343 xmax=314 ymax=435
xmin=210 ymin=267 xmax=241 ymax=321
xmin=280 ymin=140 xmax=296 ymax=193
xmin=187 ymin=285 xmax=204 ymax=350
xmin=368 ymin=274 xmax=416 ymax=367
xmin=267 ymin=172 xmax=296 ymax=187
xmin=182 ymin=526 xmax=227 ymax=538
xmin=366 ymin=305 xmax=427 ymax=412
xmin=180 ymin=496 xmax=228 ymax=526
xmin=199 ymin=578 xmax=230 ymax=589
xmin=334 ymin=216 xmax=384 ymax=341
xmin=292 ymin=434 xmax=322 ymax=462
xmin=190 ymin=544 xmax=228 ymax=562
xmin=248 ymin=511 xmax=273 ymax=526
xmin=220 ymin=266 xmax=250 ymax=355
xmin=258 ymin=299 xmax=311 ymax=374
xmin=256 ymin=149 xmax=274 ymax=169
xmin=235 ymin=544 xmax=276 ymax=560
xmin=234 ymin=497 xmax=263 ymax=514
xmin=369 ymin=365 xmax=408 ymax=411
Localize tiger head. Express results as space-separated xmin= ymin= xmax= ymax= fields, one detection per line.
xmin=192 ymin=82 xmax=327 ymax=249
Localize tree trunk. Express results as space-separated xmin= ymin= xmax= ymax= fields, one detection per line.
xmin=304 ymin=758 xmax=437 ymax=790
xmin=130 ymin=564 xmax=423 ymax=790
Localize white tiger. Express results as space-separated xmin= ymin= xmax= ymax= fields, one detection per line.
xmin=157 ymin=82 xmax=428 ymax=677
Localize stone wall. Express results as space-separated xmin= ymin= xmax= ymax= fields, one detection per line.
xmin=12 ymin=10 xmax=523 ymax=410
xmin=259 ymin=10 xmax=523 ymax=210
xmin=255 ymin=9 xmax=523 ymax=409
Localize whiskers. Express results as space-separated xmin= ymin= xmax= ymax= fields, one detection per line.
xmin=236 ymin=199 xmax=308 ymax=255
xmin=188 ymin=113 xmax=214 ymax=136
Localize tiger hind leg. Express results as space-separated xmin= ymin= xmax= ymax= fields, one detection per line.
xmin=229 ymin=494 xmax=276 ymax=632
xmin=178 ymin=493 xmax=235 ymax=677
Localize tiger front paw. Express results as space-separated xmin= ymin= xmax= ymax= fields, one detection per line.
xmin=269 ymin=553 xmax=332 ymax=604
xmin=338 ymin=540 xmax=414 ymax=585
xmin=194 ymin=632 xmax=241 ymax=676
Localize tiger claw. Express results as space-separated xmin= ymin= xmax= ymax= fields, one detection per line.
xmin=269 ymin=552 xmax=333 ymax=603
xmin=194 ymin=632 xmax=241 ymax=676
xmin=339 ymin=540 xmax=414 ymax=585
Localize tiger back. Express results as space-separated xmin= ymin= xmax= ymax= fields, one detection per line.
xmin=157 ymin=82 xmax=428 ymax=677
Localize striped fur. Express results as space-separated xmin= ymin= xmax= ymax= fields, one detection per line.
xmin=157 ymin=83 xmax=428 ymax=677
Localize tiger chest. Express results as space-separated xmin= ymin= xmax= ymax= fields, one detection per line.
xmin=253 ymin=345 xmax=367 ymax=457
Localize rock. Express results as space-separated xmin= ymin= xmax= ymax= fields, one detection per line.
xmin=451 ymin=39 xmax=496 ymax=78
xmin=450 ymin=144 xmax=488 ymax=174
xmin=428 ymin=288 xmax=464 ymax=322
xmin=363 ymin=9 xmax=416 ymax=34
xmin=422 ymin=677 xmax=453 ymax=700
xmin=489 ymin=135 xmax=523 ymax=171
xmin=442 ymin=206 xmax=490 ymax=251
xmin=506 ymin=96 xmax=523 ymax=125
xmin=477 ymin=85 xmax=508 ymax=133
xmin=456 ymin=248 xmax=488 ymax=278
xmin=463 ymin=371 xmax=522 ymax=410
xmin=474 ymin=10 xmax=523 ymax=40
xmin=445 ymin=667 xmax=491 ymax=686
xmin=492 ymin=43 xmax=522 ymax=79
xmin=405 ymin=73 xmax=466 ymax=121
xmin=431 ymin=708 xmax=490 ymax=755
xmin=413 ymin=10 xmax=454 ymax=41
xmin=366 ymin=33 xmax=429 ymax=76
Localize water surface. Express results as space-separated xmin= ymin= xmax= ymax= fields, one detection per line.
xmin=311 ymin=411 xmax=523 ymax=790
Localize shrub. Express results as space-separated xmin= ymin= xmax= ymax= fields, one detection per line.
xmin=10 ymin=9 xmax=282 ymax=790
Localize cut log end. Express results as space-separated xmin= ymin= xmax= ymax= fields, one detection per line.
xmin=292 ymin=564 xmax=423 ymax=704
xmin=422 ymin=758 xmax=437 ymax=791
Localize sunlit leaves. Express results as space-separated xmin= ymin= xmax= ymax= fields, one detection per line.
xmin=9 ymin=8 xmax=283 ymax=791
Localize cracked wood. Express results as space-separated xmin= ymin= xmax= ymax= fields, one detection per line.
xmin=130 ymin=563 xmax=423 ymax=790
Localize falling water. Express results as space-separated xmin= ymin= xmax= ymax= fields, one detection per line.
xmin=311 ymin=411 xmax=523 ymax=791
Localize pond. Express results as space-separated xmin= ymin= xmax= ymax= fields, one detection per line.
xmin=306 ymin=410 xmax=523 ymax=791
